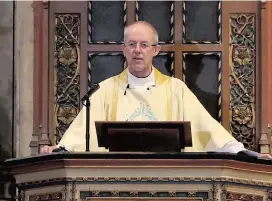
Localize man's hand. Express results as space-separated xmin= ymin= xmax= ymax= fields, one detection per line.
xmin=258 ymin=153 xmax=272 ymax=159
xmin=40 ymin=145 xmax=57 ymax=154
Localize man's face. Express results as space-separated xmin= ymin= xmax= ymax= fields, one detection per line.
xmin=122 ymin=24 xmax=161 ymax=77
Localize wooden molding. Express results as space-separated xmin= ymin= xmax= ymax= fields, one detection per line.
xmin=30 ymin=1 xmax=51 ymax=155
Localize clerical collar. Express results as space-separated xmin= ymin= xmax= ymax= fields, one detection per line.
xmin=127 ymin=69 xmax=155 ymax=88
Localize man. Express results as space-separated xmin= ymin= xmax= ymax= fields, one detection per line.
xmin=41 ymin=21 xmax=271 ymax=158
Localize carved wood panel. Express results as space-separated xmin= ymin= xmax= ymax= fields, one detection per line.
xmin=229 ymin=14 xmax=256 ymax=150
xmin=54 ymin=14 xmax=81 ymax=143
xmin=29 ymin=192 xmax=63 ymax=201
xmin=224 ymin=192 xmax=263 ymax=201
xmin=81 ymin=190 xmax=209 ymax=201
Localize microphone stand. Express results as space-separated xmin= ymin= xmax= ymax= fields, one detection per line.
xmin=81 ymin=83 xmax=100 ymax=152
xmin=85 ymin=98 xmax=91 ymax=152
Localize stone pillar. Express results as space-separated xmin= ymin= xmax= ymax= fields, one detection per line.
xmin=14 ymin=1 xmax=34 ymax=157
xmin=0 ymin=1 xmax=15 ymax=200
xmin=0 ymin=0 xmax=14 ymax=161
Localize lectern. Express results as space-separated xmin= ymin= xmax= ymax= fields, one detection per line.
xmin=95 ymin=121 xmax=192 ymax=152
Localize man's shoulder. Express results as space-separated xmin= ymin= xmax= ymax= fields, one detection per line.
xmin=169 ymin=76 xmax=182 ymax=82
xmin=97 ymin=73 xmax=123 ymax=94
xmin=98 ymin=75 xmax=116 ymax=87
xmin=169 ymin=76 xmax=185 ymax=87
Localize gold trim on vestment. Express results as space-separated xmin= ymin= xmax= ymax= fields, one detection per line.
xmin=111 ymin=67 xmax=172 ymax=121
xmin=153 ymin=67 xmax=172 ymax=120
xmin=111 ymin=76 xmax=120 ymax=121
xmin=166 ymin=79 xmax=172 ymax=121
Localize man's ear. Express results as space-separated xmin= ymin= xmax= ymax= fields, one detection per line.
xmin=153 ymin=45 xmax=161 ymax=56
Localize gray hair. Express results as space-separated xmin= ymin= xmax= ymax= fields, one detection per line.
xmin=124 ymin=21 xmax=159 ymax=44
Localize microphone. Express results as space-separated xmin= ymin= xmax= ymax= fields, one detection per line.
xmin=147 ymin=85 xmax=155 ymax=90
xmin=124 ymin=84 xmax=130 ymax=95
xmin=80 ymin=84 xmax=100 ymax=102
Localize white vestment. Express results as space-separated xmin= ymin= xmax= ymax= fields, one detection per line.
xmin=58 ymin=67 xmax=246 ymax=153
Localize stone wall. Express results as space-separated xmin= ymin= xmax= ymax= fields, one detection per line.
xmin=0 ymin=1 xmax=35 ymax=200
xmin=0 ymin=0 xmax=14 ymax=165
xmin=0 ymin=1 xmax=14 ymax=200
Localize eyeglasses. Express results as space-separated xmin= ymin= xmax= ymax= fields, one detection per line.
xmin=124 ymin=41 xmax=157 ymax=50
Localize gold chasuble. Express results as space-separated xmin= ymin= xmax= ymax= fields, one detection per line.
xmin=59 ymin=67 xmax=238 ymax=152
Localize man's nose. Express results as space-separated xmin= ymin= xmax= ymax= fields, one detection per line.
xmin=134 ymin=44 xmax=141 ymax=52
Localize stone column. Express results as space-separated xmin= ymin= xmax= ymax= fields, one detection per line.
xmin=0 ymin=1 xmax=15 ymax=200
xmin=14 ymin=1 xmax=34 ymax=157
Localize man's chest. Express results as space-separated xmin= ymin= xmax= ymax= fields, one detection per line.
xmin=115 ymin=87 xmax=171 ymax=121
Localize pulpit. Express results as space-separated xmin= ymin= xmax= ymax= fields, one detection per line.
xmin=4 ymin=152 xmax=272 ymax=201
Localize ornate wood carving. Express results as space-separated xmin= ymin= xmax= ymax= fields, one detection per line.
xmin=81 ymin=190 xmax=209 ymax=201
xmin=211 ymin=183 xmax=219 ymax=201
xmin=16 ymin=176 xmax=272 ymax=189
xmin=225 ymin=192 xmax=263 ymax=201
xmin=54 ymin=14 xmax=81 ymax=144
xmin=70 ymin=181 xmax=77 ymax=201
xmin=88 ymin=199 xmax=202 ymax=201
xmin=29 ymin=192 xmax=63 ymax=201
xmin=63 ymin=185 xmax=67 ymax=201
xmin=267 ymin=189 xmax=272 ymax=201
xmin=222 ymin=184 xmax=265 ymax=201
xmin=229 ymin=14 xmax=256 ymax=150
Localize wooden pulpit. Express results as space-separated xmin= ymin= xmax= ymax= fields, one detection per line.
xmin=4 ymin=152 xmax=272 ymax=201
xmin=4 ymin=121 xmax=272 ymax=201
